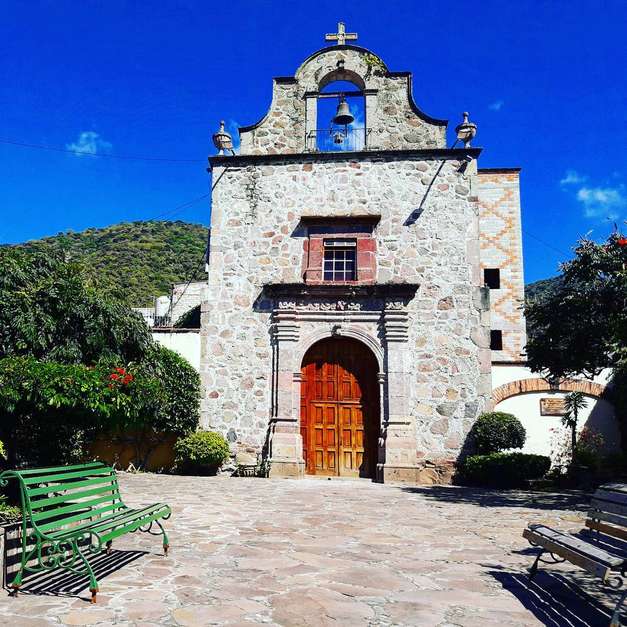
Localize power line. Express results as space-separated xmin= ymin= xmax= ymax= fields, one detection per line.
xmin=148 ymin=191 xmax=211 ymax=221
xmin=0 ymin=137 xmax=205 ymax=164
xmin=522 ymin=229 xmax=571 ymax=258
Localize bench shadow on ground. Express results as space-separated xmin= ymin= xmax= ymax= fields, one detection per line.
xmin=489 ymin=567 xmax=618 ymax=627
xmin=3 ymin=549 xmax=146 ymax=601
xmin=399 ymin=485 xmax=591 ymax=511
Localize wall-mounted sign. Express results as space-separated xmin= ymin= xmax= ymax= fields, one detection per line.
xmin=540 ymin=397 xmax=567 ymax=416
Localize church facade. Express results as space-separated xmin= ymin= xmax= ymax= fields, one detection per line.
xmin=200 ymin=29 xmax=526 ymax=483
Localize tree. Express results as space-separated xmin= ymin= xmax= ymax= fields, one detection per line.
xmin=526 ymin=233 xmax=627 ymax=379
xmin=0 ymin=248 xmax=152 ymax=365
xmin=525 ymin=232 xmax=626 ymax=446
xmin=562 ymin=392 xmax=588 ymax=460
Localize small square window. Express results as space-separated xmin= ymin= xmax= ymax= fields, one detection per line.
xmin=484 ymin=268 xmax=501 ymax=289
xmin=323 ymin=239 xmax=356 ymax=281
xmin=490 ymin=330 xmax=503 ymax=351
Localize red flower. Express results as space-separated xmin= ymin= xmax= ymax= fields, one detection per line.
xmin=122 ymin=374 xmax=133 ymax=385
xmin=110 ymin=373 xmax=120 ymax=381
xmin=617 ymin=236 xmax=627 ymax=247
xmin=116 ymin=367 xmax=126 ymax=374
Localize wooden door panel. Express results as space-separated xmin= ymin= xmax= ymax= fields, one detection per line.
xmin=301 ymin=339 xmax=378 ymax=478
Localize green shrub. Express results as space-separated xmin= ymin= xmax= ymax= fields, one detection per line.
xmin=458 ymin=452 xmax=551 ymax=488
xmin=174 ymin=431 xmax=230 ymax=475
xmin=468 ymin=412 xmax=526 ymax=454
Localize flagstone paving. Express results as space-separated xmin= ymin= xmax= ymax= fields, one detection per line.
xmin=0 ymin=473 xmax=622 ymax=626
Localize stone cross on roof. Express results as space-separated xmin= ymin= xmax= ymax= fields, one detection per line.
xmin=325 ymin=22 xmax=358 ymax=46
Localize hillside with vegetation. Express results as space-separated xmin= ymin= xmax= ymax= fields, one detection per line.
xmin=525 ymin=276 xmax=562 ymax=302
xmin=8 ymin=221 xmax=208 ymax=307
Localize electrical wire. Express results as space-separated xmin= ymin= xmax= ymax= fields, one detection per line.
xmin=148 ymin=192 xmax=211 ymax=221
xmin=0 ymin=137 xmax=205 ymax=164
xmin=522 ymin=229 xmax=571 ymax=258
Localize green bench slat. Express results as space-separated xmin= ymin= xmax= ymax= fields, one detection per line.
xmin=32 ymin=494 xmax=122 ymax=523
xmin=89 ymin=503 xmax=169 ymax=534
xmin=38 ymin=502 xmax=124 ymax=533
xmin=48 ymin=508 xmax=129 ymax=540
xmin=22 ymin=467 xmax=113 ymax=486
xmin=28 ymin=475 xmax=116 ymax=498
xmin=15 ymin=462 xmax=107 ymax=477
xmin=50 ymin=503 xmax=168 ymax=541
xmin=49 ymin=503 xmax=167 ymax=540
xmin=99 ymin=507 xmax=170 ymax=544
xmin=30 ymin=484 xmax=120 ymax=510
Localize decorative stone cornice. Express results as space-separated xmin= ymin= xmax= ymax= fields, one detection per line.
xmin=271 ymin=310 xmax=299 ymax=342
xmin=264 ymin=283 xmax=419 ymax=301
xmin=209 ymin=148 xmax=482 ymax=169
xmin=381 ymin=308 xmax=410 ymax=342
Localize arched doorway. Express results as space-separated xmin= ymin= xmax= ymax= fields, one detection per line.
xmin=300 ymin=337 xmax=380 ymax=478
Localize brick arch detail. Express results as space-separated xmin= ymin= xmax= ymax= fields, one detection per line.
xmin=491 ymin=378 xmax=608 ymax=408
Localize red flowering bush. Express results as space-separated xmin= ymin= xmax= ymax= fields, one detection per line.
xmin=109 ymin=367 xmax=134 ymax=386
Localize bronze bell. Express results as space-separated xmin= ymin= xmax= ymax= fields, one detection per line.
xmin=332 ymin=96 xmax=354 ymax=126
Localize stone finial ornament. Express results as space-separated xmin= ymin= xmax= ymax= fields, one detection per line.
xmin=212 ymin=120 xmax=233 ymax=155
xmin=455 ymin=112 xmax=477 ymax=148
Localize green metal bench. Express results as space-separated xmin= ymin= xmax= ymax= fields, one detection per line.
xmin=0 ymin=461 xmax=171 ymax=603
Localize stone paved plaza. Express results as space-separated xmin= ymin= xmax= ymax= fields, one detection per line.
xmin=0 ymin=473 xmax=622 ymax=626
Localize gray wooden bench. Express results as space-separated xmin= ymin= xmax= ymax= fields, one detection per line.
xmin=523 ymin=483 xmax=627 ymax=627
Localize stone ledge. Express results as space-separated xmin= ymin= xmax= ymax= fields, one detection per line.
xmin=209 ymin=147 xmax=482 ymax=169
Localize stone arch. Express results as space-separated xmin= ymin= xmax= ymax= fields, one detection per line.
xmin=318 ymin=68 xmax=366 ymax=91
xmin=491 ymin=377 xmax=609 ymax=408
xmin=295 ymin=46 xmax=386 ymax=93
xmin=298 ymin=326 xmax=384 ymax=372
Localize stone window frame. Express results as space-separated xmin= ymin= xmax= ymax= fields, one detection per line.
xmin=300 ymin=218 xmax=378 ymax=285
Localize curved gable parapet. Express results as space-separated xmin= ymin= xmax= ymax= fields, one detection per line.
xmin=238 ymin=45 xmax=447 ymax=155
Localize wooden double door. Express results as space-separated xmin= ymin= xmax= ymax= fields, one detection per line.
xmin=300 ymin=338 xmax=379 ymax=478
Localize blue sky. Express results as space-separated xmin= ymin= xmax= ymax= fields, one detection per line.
xmin=1 ymin=0 xmax=625 ymax=283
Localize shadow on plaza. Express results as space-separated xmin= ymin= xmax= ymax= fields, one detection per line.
xmin=3 ymin=548 xmax=146 ymax=601
xmin=399 ymin=485 xmax=591 ymax=512
xmin=490 ymin=568 xmax=617 ymax=627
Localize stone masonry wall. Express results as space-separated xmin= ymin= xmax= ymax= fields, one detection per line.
xmin=239 ymin=46 xmax=446 ymax=155
xmin=201 ymin=154 xmax=491 ymax=464
xmin=476 ymin=169 xmax=526 ymax=362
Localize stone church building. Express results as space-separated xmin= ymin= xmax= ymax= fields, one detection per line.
xmin=200 ymin=26 xmax=531 ymax=483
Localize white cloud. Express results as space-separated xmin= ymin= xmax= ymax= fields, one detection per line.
xmin=576 ymin=185 xmax=627 ymax=219
xmin=66 ymin=131 xmax=112 ymax=156
xmin=560 ymin=170 xmax=587 ymax=187
xmin=488 ymin=99 xmax=504 ymax=111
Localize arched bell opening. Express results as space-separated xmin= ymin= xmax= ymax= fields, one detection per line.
xmin=299 ymin=337 xmax=380 ymax=478
xmin=310 ymin=79 xmax=367 ymax=152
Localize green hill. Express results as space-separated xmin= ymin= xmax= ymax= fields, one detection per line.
xmin=525 ymin=275 xmax=562 ymax=301
xmin=10 ymin=221 xmax=208 ymax=307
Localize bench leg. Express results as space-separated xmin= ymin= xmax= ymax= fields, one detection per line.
xmin=611 ymin=589 xmax=627 ymax=627
xmin=154 ymin=520 xmax=169 ymax=556
xmin=529 ymin=549 xmax=546 ymax=580
xmin=72 ymin=540 xmax=99 ymax=604
xmin=106 ymin=540 xmax=112 ymax=555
